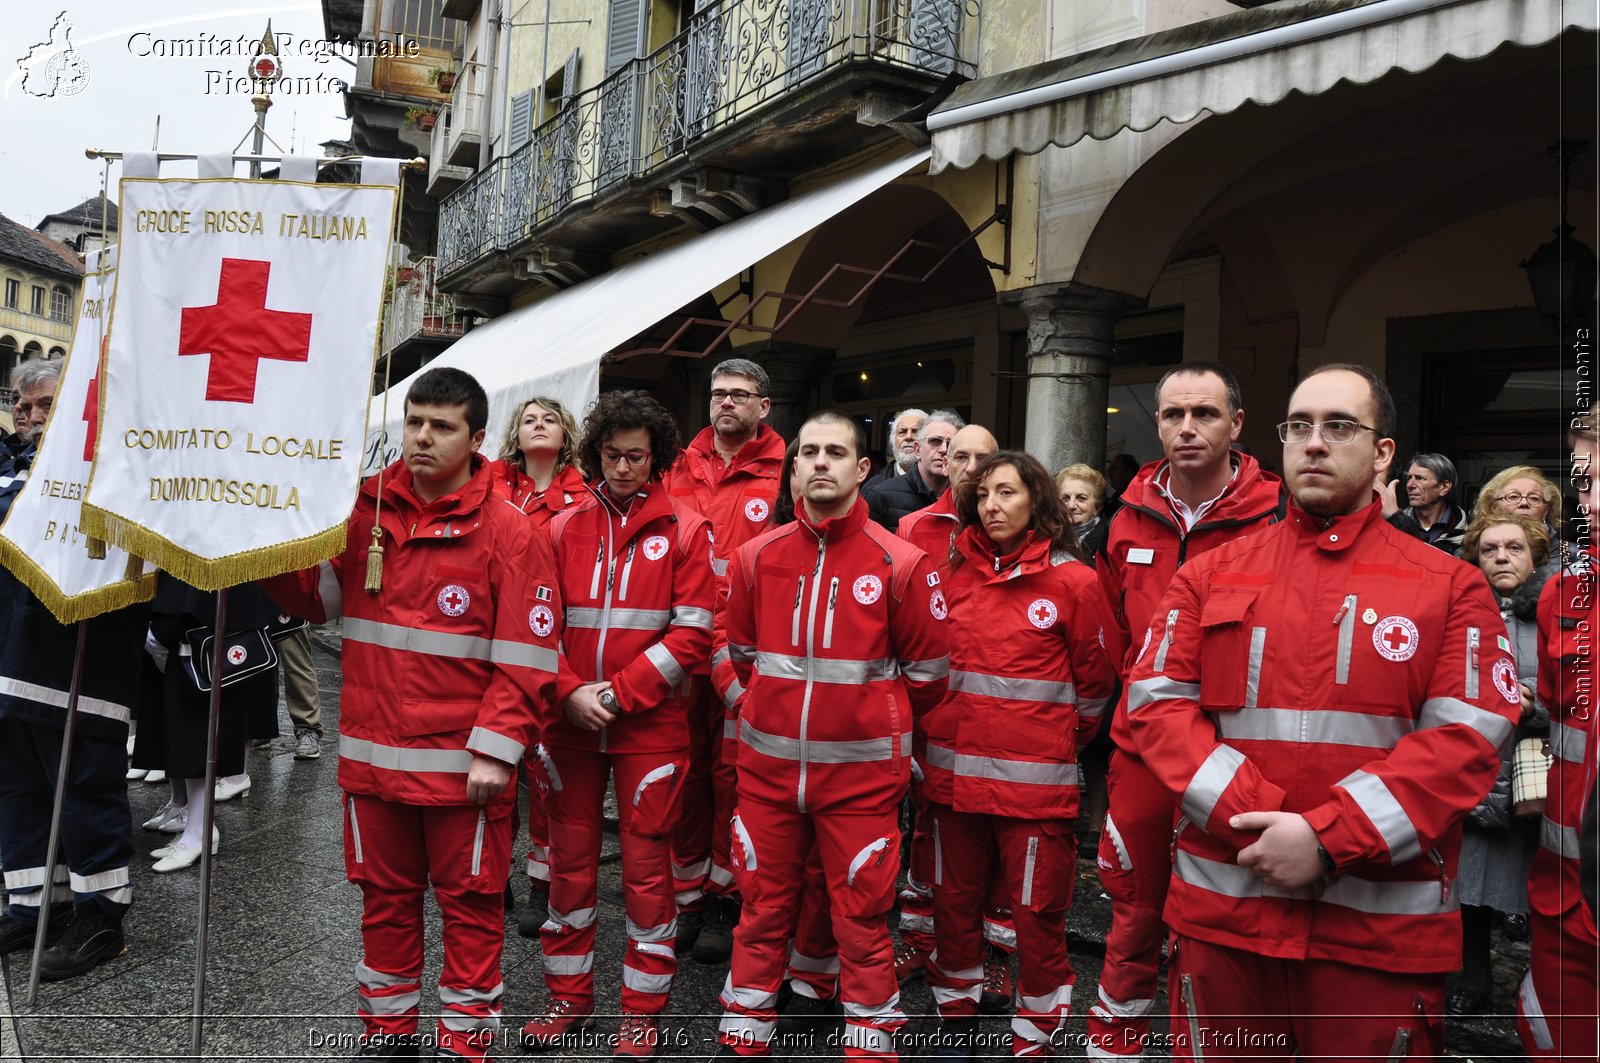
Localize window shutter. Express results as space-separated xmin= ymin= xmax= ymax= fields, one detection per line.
xmin=509 ymin=88 xmax=534 ymax=148
xmin=561 ymin=50 xmax=581 ymax=106
xmin=606 ymin=0 xmax=646 ymax=75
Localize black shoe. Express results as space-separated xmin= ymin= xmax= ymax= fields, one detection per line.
xmin=1446 ymin=985 xmax=1488 ymax=1016
xmin=930 ymin=1017 xmax=979 ymax=1061
xmin=517 ymin=883 xmax=549 ymax=939
xmin=675 ymin=905 xmax=705 ymax=955
xmin=775 ymin=992 xmax=842 ymax=1038
xmin=1502 ymin=912 xmax=1531 ymax=942
xmin=353 ymin=1032 xmax=422 ymax=1059
xmin=36 ymin=905 xmax=124 ymax=982
xmin=692 ymin=895 xmax=737 ymax=965
xmin=0 ymin=907 xmax=72 ymax=955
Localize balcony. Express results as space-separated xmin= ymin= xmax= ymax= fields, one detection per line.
xmin=0 ymin=306 xmax=74 ymax=344
xmin=379 ymin=256 xmax=469 ymax=383
xmin=438 ymin=0 xmax=978 ymax=301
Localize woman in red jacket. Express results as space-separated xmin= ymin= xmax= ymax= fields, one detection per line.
xmin=492 ymin=395 xmax=587 ymax=526
xmin=922 ymin=451 xmax=1116 ymax=1059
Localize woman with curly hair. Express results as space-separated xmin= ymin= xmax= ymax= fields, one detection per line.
xmin=1472 ymin=465 xmax=1570 ymax=563
xmin=921 ymin=451 xmax=1116 ymax=1058
xmin=523 ymin=391 xmax=716 ymax=1057
xmin=493 ymin=396 xmax=586 ymax=527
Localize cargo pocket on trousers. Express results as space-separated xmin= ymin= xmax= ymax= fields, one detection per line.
xmin=629 ymin=758 xmax=687 ymax=837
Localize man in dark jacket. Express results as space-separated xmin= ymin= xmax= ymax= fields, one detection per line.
xmin=1383 ymin=452 xmax=1467 ymax=552
xmin=863 ymin=410 xmax=962 ymax=531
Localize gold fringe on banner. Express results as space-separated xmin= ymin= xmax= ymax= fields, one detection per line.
xmin=85 ymin=537 xmax=107 ymax=560
xmin=79 ymin=502 xmax=348 ymax=592
xmin=0 ymin=535 xmax=157 ymax=626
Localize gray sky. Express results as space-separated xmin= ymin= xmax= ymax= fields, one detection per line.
xmin=3 ymin=2 xmax=352 ymax=230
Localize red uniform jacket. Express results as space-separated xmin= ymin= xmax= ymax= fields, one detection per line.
xmin=1531 ymin=553 xmax=1599 ymax=926
xmin=1099 ymin=454 xmax=1285 ymax=749
xmin=667 ymin=424 xmax=786 ymax=583
xmin=262 ymin=456 xmax=561 ymax=808
xmin=921 ymin=528 xmax=1116 ymax=821
xmin=896 ymin=490 xmax=959 ymax=570
xmin=719 ymin=497 xmax=951 ymax=814
xmin=490 ymin=459 xmax=586 ymax=528
xmin=545 ymin=482 xmax=716 ymax=755
xmin=1125 ymin=501 xmax=1518 ymax=973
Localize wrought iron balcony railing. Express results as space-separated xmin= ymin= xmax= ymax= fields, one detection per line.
xmin=381 ymin=256 xmax=466 ymax=355
xmin=439 ymin=0 xmax=978 ymax=277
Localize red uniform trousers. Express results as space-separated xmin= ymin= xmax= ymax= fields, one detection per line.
xmin=671 ymin=677 xmax=733 ymax=907
xmin=344 ymin=793 xmax=511 ymax=1062
xmin=787 ymin=846 xmax=840 ymax=999
xmin=1167 ymin=936 xmax=1444 ymax=1062
xmin=900 ymin=780 xmax=1017 ymax=957
xmin=719 ymin=797 xmax=905 ymax=1060
xmin=1517 ymin=906 xmax=1600 ymax=1060
xmin=1088 ymin=751 xmax=1175 ymax=1059
xmin=522 ymin=757 xmax=551 ymax=886
xmin=540 ymin=746 xmax=685 ymax=1015
xmin=925 ymin=804 xmax=1075 ymax=1055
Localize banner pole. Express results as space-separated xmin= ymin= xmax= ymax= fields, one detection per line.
xmin=189 ymin=588 xmax=229 ymax=1056
xmin=25 ymin=621 xmax=89 ymax=1004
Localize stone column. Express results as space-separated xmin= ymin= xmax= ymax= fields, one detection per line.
xmin=1004 ymin=282 xmax=1143 ymax=475
xmin=735 ymin=342 xmax=835 ymax=443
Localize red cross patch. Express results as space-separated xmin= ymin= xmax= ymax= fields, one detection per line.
xmin=744 ymin=498 xmax=770 ymax=523
xmin=1372 ymin=615 xmax=1419 ymax=662
xmin=1492 ymin=658 xmax=1520 ymax=704
xmin=226 ymin=645 xmax=248 ymax=666
xmin=1027 ymin=598 xmax=1059 ymax=629
xmin=853 ymin=575 xmax=883 ymax=605
xmin=642 ymin=535 xmax=669 ymax=561
xmin=529 ymin=604 xmax=555 ymax=638
xmin=930 ymin=588 xmax=948 ymax=620
xmin=437 ymin=584 xmax=470 ymax=617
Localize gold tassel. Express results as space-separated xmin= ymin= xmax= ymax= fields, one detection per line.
xmin=364 ymin=526 xmax=384 ymax=593
xmin=123 ymin=554 xmax=143 ymax=582
xmin=86 ymin=536 xmax=107 ymax=560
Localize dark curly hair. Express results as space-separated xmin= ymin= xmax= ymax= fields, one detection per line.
xmin=953 ymin=450 xmax=1085 ymax=566
xmin=579 ymin=389 xmax=682 ymax=482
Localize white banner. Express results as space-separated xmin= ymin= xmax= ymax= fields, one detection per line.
xmin=82 ymin=175 xmax=396 ymax=588
xmin=0 ymin=248 xmax=157 ymax=622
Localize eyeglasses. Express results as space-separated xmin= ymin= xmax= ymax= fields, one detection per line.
xmin=923 ymin=437 xmax=953 ymax=451
xmin=599 ymin=449 xmax=650 ymax=468
xmin=1276 ymin=419 xmax=1377 ymax=445
xmin=710 ymin=389 xmax=762 ymax=405
xmin=1496 ymin=492 xmax=1544 ymax=505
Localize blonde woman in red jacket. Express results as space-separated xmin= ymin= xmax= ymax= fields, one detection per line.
xmin=921 ymin=451 xmax=1116 ymax=1059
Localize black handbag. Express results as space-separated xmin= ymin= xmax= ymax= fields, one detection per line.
xmin=264 ymin=612 xmax=309 ymax=642
xmin=180 ymin=627 xmax=279 ymax=692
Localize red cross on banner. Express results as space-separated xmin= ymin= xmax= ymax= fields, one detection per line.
xmin=1383 ymin=626 xmax=1411 ymax=651
xmin=178 ymin=257 xmax=313 ymax=403
xmin=81 ymin=337 xmax=104 ymax=462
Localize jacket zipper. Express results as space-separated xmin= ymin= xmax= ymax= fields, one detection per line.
xmin=1335 ymin=594 xmax=1357 ymax=685
xmin=589 ymin=541 xmax=604 ymax=599
xmin=470 ymin=809 xmax=486 ymax=876
xmin=822 ymin=577 xmax=839 ymax=649
xmin=1021 ymin=835 xmax=1039 ymax=907
xmin=791 ymin=576 xmax=806 ymax=647
xmin=1427 ymin=846 xmax=1450 ymax=904
xmin=1152 ymin=608 xmax=1180 ymax=671
xmin=595 ymin=508 xmax=619 ymax=755
xmin=1180 ymin=974 xmax=1208 ymax=1062
xmin=618 ymin=541 xmax=638 ymax=601
xmin=796 ymin=535 xmax=826 ymax=813
xmin=1465 ymin=627 xmax=1480 ymax=700
xmin=347 ymin=795 xmax=364 ymax=864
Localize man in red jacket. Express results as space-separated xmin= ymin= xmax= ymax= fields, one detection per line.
xmin=715 ymin=410 xmax=950 ymax=1061
xmin=1127 ymin=364 xmax=1518 ymax=1058
xmin=264 ymin=367 xmax=561 ymax=1062
xmin=1518 ymin=410 xmax=1600 ymax=1059
xmin=666 ymin=358 xmax=786 ymax=962
xmin=1088 ymin=361 xmax=1284 ymax=1061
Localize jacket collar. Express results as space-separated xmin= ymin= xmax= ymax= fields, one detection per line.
xmin=1119 ymin=451 xmax=1282 ymax=530
xmin=1287 ymin=496 xmax=1384 ymax=552
xmin=797 ymin=494 xmax=871 ymax=542
xmin=954 ymin=525 xmax=1053 ymax=578
xmin=686 ymin=423 xmax=786 ymax=477
xmin=583 ymin=477 xmax=677 ymax=538
xmin=369 ymin=453 xmax=493 ymax=524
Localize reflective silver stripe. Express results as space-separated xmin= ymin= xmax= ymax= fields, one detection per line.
xmin=1418 ymin=697 xmax=1515 ymax=750
xmin=671 ymin=606 xmax=713 ymax=630
xmin=1337 ymin=770 xmax=1421 ymax=864
xmin=1181 ymin=744 xmax=1246 ymax=826
xmin=622 ymin=968 xmax=674 ymax=994
xmin=1541 ymin=816 xmax=1582 ymax=859
xmin=490 ymin=639 xmax=560 ymax=671
xmin=68 ymin=868 xmax=129 ymax=893
xmin=470 ymin=810 xmax=485 ymax=876
xmin=542 ymin=952 xmax=594 ymax=975
xmin=949 ymin=670 xmax=1075 ymax=705
xmin=440 ymin=1012 xmax=500 ymax=1033
xmin=645 ymin=642 xmax=687 ymax=687
xmin=356 ymin=961 xmax=415 ymax=991
xmin=1465 ymin=626 xmax=1480 ymax=700
xmin=626 ymin=915 xmax=678 ymax=943
xmin=1103 ymin=812 xmax=1132 ymax=872
xmin=788 ymin=946 xmax=840 ymax=975
xmin=468 ymin=726 xmax=524 ymax=766
xmin=340 ymin=736 xmax=473 ymax=774
xmin=842 ymin=990 xmax=903 ymax=1021
xmin=1152 ymin=608 xmax=1179 ymax=671
xmin=846 ymin=837 xmax=890 ymax=887
xmin=1126 ymin=676 xmax=1200 ymax=712
xmin=344 ymin=617 xmax=559 ymax=671
xmin=756 ymin=651 xmax=898 ymax=684
xmin=711 ymin=557 xmax=730 ymax=578
xmin=933 ymin=817 xmax=943 ymax=886
xmin=0 ymin=676 xmax=133 ymax=725
xmin=359 ymin=990 xmax=422 ymax=1014
xmin=901 ymin=656 xmax=951 ymax=683
xmin=1217 ymin=707 xmax=1412 ymax=750
xmin=741 ymin=720 xmax=908 ymax=764
xmin=1519 ymin=970 xmax=1555 ymax=1052
xmin=1551 ymin=720 xmax=1588 ymax=764
xmin=565 ymin=606 xmax=670 ymax=631
xmin=1094 ymin=985 xmax=1155 ymax=1019
xmin=1079 ymin=695 xmax=1109 ymax=719
xmin=317 ymin=560 xmax=343 ymax=619
xmin=439 ymin=982 xmax=504 ymax=1007
xmin=1019 ymin=986 xmax=1072 ymax=1015
xmin=4 ymin=866 xmax=66 ymax=889
xmin=633 ymin=762 xmax=677 ymax=806
xmin=1020 ymin=836 xmax=1038 ymax=907
xmin=348 ymin=798 xmax=364 ymax=863
xmin=721 ymin=975 xmax=777 ymax=1011
xmin=1336 ymin=595 xmax=1356 ymax=685
xmin=711 ymin=646 xmax=732 ymax=669
xmin=721 ymin=679 xmax=745 ymax=711
xmin=536 ymin=743 xmax=564 ymax=792
xmin=729 ymin=642 xmax=756 ymax=664
xmin=547 ymin=904 xmax=598 ymax=930
xmin=924 ymin=742 xmax=1080 ymax=788
xmin=1175 ymin=849 xmax=1456 ymax=914
xmin=1244 ymin=627 xmax=1266 ymax=708
xmin=842 ymin=1026 xmax=897 ymax=1054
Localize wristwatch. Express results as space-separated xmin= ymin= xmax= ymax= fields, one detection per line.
xmin=598 ymin=688 xmax=619 ymax=714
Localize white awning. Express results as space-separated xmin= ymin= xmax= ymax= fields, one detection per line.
xmin=928 ymin=0 xmax=1593 ymax=173
xmin=363 ymin=147 xmax=932 ymax=473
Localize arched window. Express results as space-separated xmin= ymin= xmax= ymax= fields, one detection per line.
xmin=22 ymin=341 xmax=43 ymax=359
xmin=48 ymin=346 xmax=66 ymax=359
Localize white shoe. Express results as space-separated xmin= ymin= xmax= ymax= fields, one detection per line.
xmin=127 ymin=767 xmax=149 ymax=781
xmin=144 ymin=769 xmax=167 ymax=784
xmin=154 ymin=827 xmax=218 ymax=860
xmin=214 ymin=775 xmax=252 ymax=801
xmin=153 ymin=832 xmax=219 ymax=873
xmin=141 ymin=800 xmax=185 ymax=832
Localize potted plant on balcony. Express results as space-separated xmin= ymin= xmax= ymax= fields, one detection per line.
xmin=428 ymin=65 xmax=457 ymax=94
xmin=405 ymin=106 xmax=438 ymax=132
